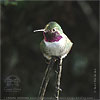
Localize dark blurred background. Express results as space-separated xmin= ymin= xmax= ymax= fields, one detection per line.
xmin=1 ymin=1 xmax=99 ymax=100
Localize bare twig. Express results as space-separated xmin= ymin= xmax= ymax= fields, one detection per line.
xmin=55 ymin=57 xmax=63 ymax=100
xmin=38 ymin=57 xmax=56 ymax=100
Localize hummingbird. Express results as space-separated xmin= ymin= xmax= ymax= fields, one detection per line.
xmin=34 ymin=21 xmax=73 ymax=60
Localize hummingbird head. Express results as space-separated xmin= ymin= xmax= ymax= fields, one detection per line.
xmin=34 ymin=21 xmax=63 ymax=42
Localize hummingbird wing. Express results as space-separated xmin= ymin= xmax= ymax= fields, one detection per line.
xmin=63 ymin=34 xmax=73 ymax=56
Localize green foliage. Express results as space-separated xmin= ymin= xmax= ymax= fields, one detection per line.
xmin=0 ymin=0 xmax=25 ymax=6
xmin=1 ymin=0 xmax=18 ymax=6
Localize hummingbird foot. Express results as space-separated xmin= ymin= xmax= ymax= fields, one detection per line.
xmin=45 ymin=56 xmax=57 ymax=64
xmin=45 ymin=59 xmax=50 ymax=64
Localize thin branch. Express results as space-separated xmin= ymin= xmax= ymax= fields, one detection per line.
xmin=38 ymin=57 xmax=56 ymax=100
xmin=55 ymin=57 xmax=63 ymax=100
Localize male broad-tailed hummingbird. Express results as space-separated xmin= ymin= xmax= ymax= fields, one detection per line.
xmin=34 ymin=21 xmax=73 ymax=60
xmin=34 ymin=22 xmax=73 ymax=100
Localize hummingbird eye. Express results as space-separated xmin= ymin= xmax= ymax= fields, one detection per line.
xmin=52 ymin=28 xmax=56 ymax=32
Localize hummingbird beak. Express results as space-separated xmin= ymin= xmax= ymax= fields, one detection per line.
xmin=33 ymin=29 xmax=45 ymax=32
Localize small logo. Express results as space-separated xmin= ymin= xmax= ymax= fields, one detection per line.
xmin=4 ymin=75 xmax=21 ymax=92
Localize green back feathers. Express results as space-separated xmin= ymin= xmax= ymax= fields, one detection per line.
xmin=44 ymin=21 xmax=63 ymax=33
